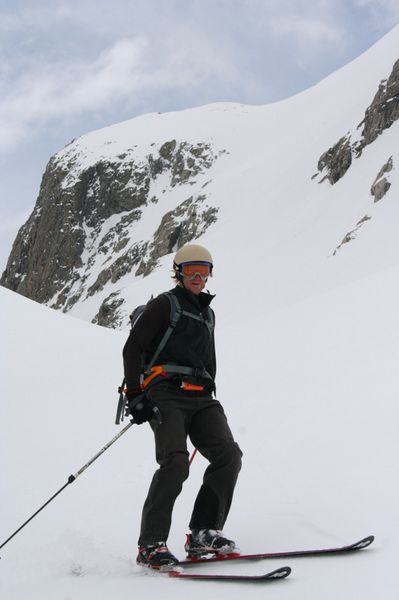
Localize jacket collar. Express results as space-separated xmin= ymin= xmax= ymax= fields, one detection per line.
xmin=173 ymin=284 xmax=215 ymax=311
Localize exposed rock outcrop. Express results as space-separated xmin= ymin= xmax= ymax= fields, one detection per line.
xmin=315 ymin=59 xmax=399 ymax=185
xmin=370 ymin=156 xmax=393 ymax=202
xmin=1 ymin=138 xmax=222 ymax=324
xmin=356 ymin=62 xmax=399 ymax=154
xmin=317 ymin=135 xmax=352 ymax=184
xmin=136 ymin=195 xmax=218 ymax=277
xmin=92 ymin=292 xmax=125 ymax=328
xmin=333 ymin=215 xmax=371 ymax=256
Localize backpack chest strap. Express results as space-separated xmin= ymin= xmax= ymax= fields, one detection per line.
xmin=181 ymin=309 xmax=214 ymax=334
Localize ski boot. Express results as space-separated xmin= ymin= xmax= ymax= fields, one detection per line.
xmin=185 ymin=529 xmax=238 ymax=558
xmin=137 ymin=542 xmax=179 ymax=571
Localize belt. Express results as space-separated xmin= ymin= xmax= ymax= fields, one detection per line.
xmin=159 ymin=364 xmax=212 ymax=379
xmin=141 ymin=364 xmax=213 ymax=390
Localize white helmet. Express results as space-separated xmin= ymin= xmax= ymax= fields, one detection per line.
xmin=173 ymin=244 xmax=213 ymax=281
xmin=173 ymin=244 xmax=213 ymax=275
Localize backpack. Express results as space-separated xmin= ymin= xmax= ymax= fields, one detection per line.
xmin=115 ymin=291 xmax=214 ymax=424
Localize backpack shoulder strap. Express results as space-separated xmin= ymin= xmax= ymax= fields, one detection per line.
xmin=206 ymin=306 xmax=215 ymax=330
xmin=146 ymin=292 xmax=182 ymax=371
xmin=164 ymin=291 xmax=181 ymax=325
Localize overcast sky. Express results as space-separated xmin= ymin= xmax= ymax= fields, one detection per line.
xmin=1 ymin=0 xmax=399 ymax=270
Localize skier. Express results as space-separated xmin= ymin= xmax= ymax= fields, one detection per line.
xmin=123 ymin=243 xmax=242 ymax=569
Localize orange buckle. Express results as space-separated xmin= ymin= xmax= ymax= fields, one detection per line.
xmin=141 ymin=365 xmax=167 ymax=389
xmin=181 ymin=382 xmax=204 ymax=392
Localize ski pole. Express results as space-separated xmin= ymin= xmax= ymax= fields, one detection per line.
xmin=189 ymin=448 xmax=198 ymax=466
xmin=0 ymin=420 xmax=135 ymax=552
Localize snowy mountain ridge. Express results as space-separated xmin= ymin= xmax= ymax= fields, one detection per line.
xmin=1 ymin=24 xmax=399 ymax=329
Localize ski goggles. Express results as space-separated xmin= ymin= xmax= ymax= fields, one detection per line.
xmin=180 ymin=262 xmax=212 ymax=280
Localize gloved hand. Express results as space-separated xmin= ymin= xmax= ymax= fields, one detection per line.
xmin=126 ymin=390 xmax=160 ymax=425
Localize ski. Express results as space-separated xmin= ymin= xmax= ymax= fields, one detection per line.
xmin=167 ymin=565 xmax=291 ymax=582
xmin=180 ymin=534 xmax=374 ymax=566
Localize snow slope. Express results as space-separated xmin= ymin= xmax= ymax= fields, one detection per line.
xmin=2 ymin=23 xmax=399 ymax=600
xmin=1 ymin=258 xmax=399 ymax=598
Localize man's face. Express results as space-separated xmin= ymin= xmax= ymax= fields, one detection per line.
xmin=183 ymin=273 xmax=206 ymax=295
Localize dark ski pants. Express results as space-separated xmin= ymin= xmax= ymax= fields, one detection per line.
xmin=138 ymin=382 xmax=242 ymax=546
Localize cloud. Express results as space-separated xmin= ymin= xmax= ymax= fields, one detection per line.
xmin=0 ymin=37 xmax=148 ymax=152
xmin=269 ymin=15 xmax=344 ymax=45
xmin=0 ymin=29 xmax=243 ymax=154
xmin=0 ymin=3 xmax=76 ymax=33
xmin=51 ymin=38 xmax=148 ymax=113
xmin=0 ymin=0 xmax=398 ymax=157
xmin=354 ymin=0 xmax=399 ymax=27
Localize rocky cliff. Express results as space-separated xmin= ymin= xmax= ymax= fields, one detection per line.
xmin=1 ymin=137 xmax=221 ymax=327
xmin=312 ymin=58 xmax=398 ymax=259
xmin=314 ymin=58 xmax=399 ymax=189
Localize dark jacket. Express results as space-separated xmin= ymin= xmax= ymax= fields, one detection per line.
xmin=123 ymin=285 xmax=216 ymax=392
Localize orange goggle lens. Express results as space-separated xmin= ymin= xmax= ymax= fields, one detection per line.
xmin=181 ymin=262 xmax=211 ymax=278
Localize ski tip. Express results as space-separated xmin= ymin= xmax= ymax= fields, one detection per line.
xmin=352 ymin=535 xmax=375 ymax=550
xmin=267 ymin=566 xmax=292 ymax=579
